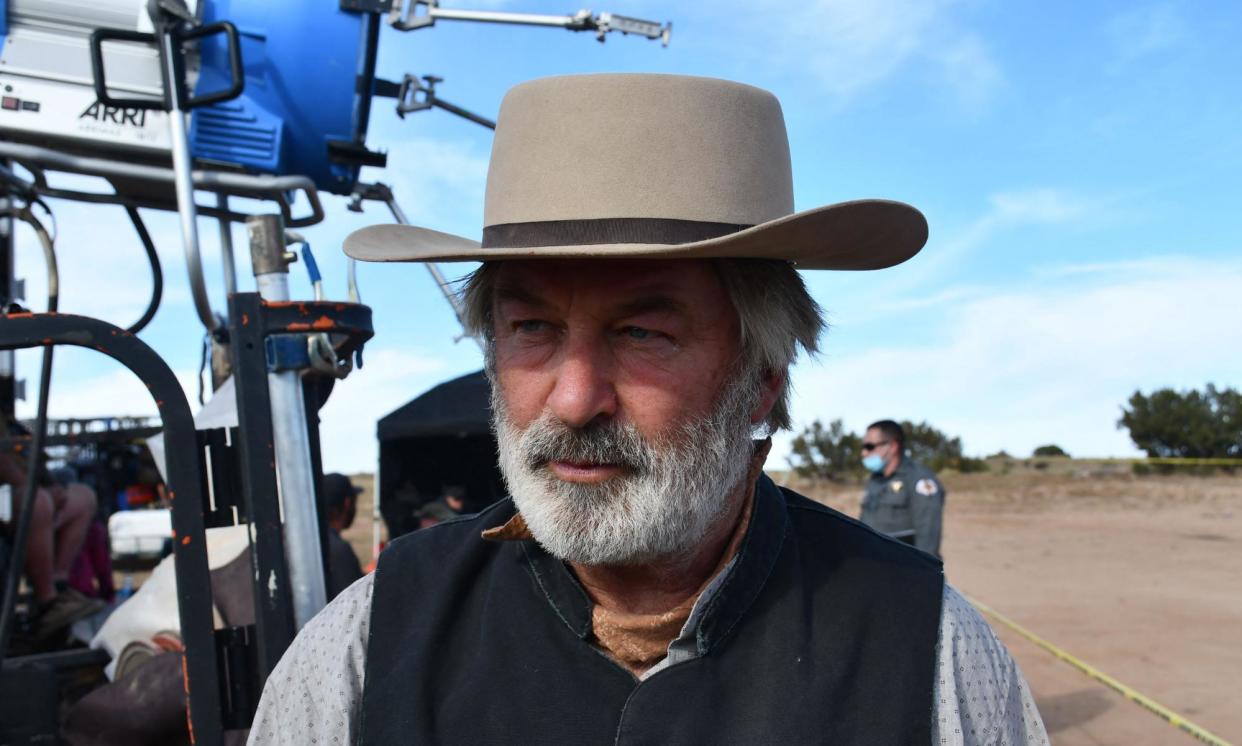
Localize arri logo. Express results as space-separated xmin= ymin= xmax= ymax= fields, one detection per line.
xmin=79 ymin=101 xmax=149 ymax=128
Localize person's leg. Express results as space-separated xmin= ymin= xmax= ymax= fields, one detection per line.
xmin=30 ymin=483 xmax=105 ymax=637
xmin=17 ymin=488 xmax=58 ymax=605
xmin=51 ymin=483 xmax=96 ymax=582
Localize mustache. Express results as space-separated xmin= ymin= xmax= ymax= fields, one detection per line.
xmin=518 ymin=416 xmax=656 ymax=474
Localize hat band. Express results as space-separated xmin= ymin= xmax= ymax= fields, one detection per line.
xmin=482 ymin=217 xmax=753 ymax=249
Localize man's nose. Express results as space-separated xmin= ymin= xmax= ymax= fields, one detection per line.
xmin=546 ymin=336 xmax=617 ymax=429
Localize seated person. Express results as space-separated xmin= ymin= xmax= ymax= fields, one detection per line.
xmin=413 ymin=484 xmax=468 ymax=529
xmin=0 ymin=449 xmax=104 ymax=640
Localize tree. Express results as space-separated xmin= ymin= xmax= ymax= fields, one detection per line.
xmin=788 ymin=419 xmax=988 ymax=480
xmin=899 ymin=420 xmax=989 ymax=473
xmin=1118 ymin=384 xmax=1242 ymax=458
xmin=1032 ymin=444 xmax=1069 ymax=457
xmin=787 ymin=419 xmax=864 ymax=482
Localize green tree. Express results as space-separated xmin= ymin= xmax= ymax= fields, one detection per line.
xmin=1032 ymin=444 xmax=1069 ymax=457
xmin=787 ymin=419 xmax=864 ymax=482
xmin=899 ymin=420 xmax=989 ymax=473
xmin=1118 ymin=384 xmax=1242 ymax=458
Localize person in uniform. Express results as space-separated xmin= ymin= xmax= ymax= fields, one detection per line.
xmin=248 ymin=74 xmax=1045 ymax=745
xmin=859 ymin=419 xmax=946 ymax=557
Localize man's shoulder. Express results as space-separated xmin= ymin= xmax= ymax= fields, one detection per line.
xmin=776 ymin=484 xmax=942 ymax=572
xmin=901 ymin=457 xmax=940 ymax=480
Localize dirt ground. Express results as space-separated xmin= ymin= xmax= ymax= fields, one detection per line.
xmin=795 ymin=464 xmax=1242 ymax=745
xmin=329 ymin=467 xmax=1242 ymax=745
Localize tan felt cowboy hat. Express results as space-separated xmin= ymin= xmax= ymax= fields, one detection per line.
xmin=345 ymin=73 xmax=927 ymax=270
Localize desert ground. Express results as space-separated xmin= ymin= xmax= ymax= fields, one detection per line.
xmin=342 ymin=463 xmax=1241 ymax=745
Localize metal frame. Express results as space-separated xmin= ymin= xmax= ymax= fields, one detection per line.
xmin=226 ymin=292 xmax=373 ymax=685
xmin=388 ymin=0 xmax=671 ymax=45
xmin=0 ymin=310 xmax=222 ymax=744
xmin=0 ymin=295 xmax=371 ymax=742
xmin=0 ymin=139 xmax=327 ymax=337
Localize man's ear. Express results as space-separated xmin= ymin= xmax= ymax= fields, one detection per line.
xmin=749 ymin=370 xmax=785 ymax=426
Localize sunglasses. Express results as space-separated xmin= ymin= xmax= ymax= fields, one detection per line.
xmin=860 ymin=440 xmax=890 ymax=453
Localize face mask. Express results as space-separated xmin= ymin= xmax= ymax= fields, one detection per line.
xmin=862 ymin=454 xmax=886 ymax=473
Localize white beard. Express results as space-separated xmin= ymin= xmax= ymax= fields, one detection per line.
xmin=492 ymin=373 xmax=760 ymax=566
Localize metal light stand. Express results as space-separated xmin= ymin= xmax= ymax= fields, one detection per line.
xmin=243 ymin=215 xmax=325 ymax=630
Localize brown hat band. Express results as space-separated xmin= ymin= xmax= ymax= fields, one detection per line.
xmin=481 ymin=217 xmax=754 ymax=249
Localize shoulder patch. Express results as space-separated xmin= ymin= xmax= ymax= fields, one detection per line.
xmin=915 ymin=478 xmax=939 ymax=496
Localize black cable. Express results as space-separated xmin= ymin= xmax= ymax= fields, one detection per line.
xmin=123 ymin=206 xmax=163 ymax=334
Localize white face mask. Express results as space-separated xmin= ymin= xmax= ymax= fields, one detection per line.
xmin=492 ymin=370 xmax=760 ymax=566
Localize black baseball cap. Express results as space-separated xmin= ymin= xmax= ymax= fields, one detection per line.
xmin=322 ymin=473 xmax=363 ymax=511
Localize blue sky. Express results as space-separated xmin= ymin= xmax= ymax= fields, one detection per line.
xmin=13 ymin=1 xmax=1242 ymax=472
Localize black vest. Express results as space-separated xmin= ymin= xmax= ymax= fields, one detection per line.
xmin=361 ymin=477 xmax=944 ymax=745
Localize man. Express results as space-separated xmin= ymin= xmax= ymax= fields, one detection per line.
xmin=321 ymin=472 xmax=364 ymax=600
xmin=859 ymin=420 xmax=947 ymax=558
xmin=250 ymin=74 xmax=1046 ymax=744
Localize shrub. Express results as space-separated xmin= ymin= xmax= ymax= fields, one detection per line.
xmin=787 ymin=419 xmax=865 ymax=482
xmin=1032 ymin=444 xmax=1069 ymax=458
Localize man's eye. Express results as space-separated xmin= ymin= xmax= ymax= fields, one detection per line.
xmin=623 ymin=326 xmax=654 ymax=340
xmin=514 ymin=320 xmax=549 ymax=334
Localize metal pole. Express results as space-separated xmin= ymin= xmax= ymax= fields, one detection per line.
xmin=246 ymin=215 xmax=327 ymax=629
xmin=217 ymin=195 xmax=237 ymax=299
xmin=158 ymin=29 xmax=218 ymax=332
xmin=428 ymin=7 xmax=581 ymax=26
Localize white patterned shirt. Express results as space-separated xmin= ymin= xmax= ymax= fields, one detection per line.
xmin=248 ymin=574 xmax=1047 ymax=745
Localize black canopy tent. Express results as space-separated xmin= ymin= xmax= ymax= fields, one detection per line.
xmin=377 ymin=370 xmax=506 ymax=539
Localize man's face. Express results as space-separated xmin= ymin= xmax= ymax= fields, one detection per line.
xmin=489 ymin=259 xmax=771 ymax=565
xmin=862 ymin=427 xmax=897 ymax=466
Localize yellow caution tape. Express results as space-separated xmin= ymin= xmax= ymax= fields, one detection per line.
xmin=965 ymin=595 xmax=1235 ymax=746
xmin=1028 ymin=457 xmax=1242 ymax=467
xmin=1139 ymin=458 xmax=1242 ymax=467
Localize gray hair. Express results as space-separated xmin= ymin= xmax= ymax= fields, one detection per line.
xmin=459 ymin=258 xmax=824 ymax=432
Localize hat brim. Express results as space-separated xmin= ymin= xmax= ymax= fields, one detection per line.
xmin=344 ymin=199 xmax=927 ymax=271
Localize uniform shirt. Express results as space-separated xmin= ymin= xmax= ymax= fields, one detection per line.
xmin=860 ymin=456 xmax=946 ymax=557
xmin=247 ymin=574 xmax=1048 ymax=745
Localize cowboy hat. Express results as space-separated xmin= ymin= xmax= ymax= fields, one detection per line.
xmin=344 ymin=73 xmax=927 ymax=270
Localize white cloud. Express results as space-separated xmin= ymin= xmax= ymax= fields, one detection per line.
xmin=933 ymin=34 xmax=1004 ymax=111
xmin=751 ymin=0 xmax=1003 ymax=106
xmin=886 ymin=187 xmax=1090 ymax=294
xmin=14 ymin=352 xmax=199 ymax=420
xmin=1107 ymin=4 xmax=1186 ymax=63
xmin=777 ymin=255 xmax=1242 ymax=462
xmin=316 ymin=346 xmax=453 ymax=472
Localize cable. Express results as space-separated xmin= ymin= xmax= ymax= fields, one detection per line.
xmin=197 ymin=331 xmax=210 ymax=406
xmin=0 ymin=207 xmax=58 ymax=312
xmin=299 ymin=242 xmax=324 ymax=301
xmin=29 ymin=198 xmax=56 ymax=245
xmin=123 ymin=206 xmax=163 ymax=334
